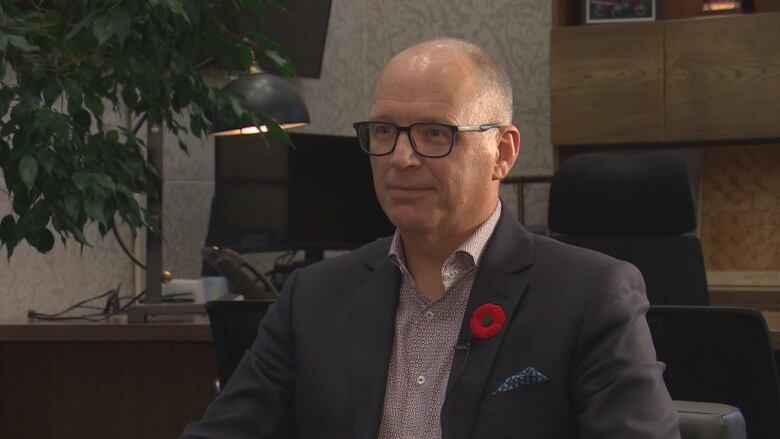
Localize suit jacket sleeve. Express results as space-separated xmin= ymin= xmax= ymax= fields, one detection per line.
xmin=180 ymin=270 xmax=300 ymax=439
xmin=572 ymin=261 xmax=680 ymax=439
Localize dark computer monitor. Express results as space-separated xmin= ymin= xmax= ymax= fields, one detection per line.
xmin=207 ymin=131 xmax=394 ymax=259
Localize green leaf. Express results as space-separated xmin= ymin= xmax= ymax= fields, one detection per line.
xmin=121 ymin=86 xmax=138 ymax=108
xmin=228 ymin=94 xmax=244 ymax=120
xmin=189 ymin=114 xmax=202 ymax=138
xmin=72 ymin=172 xmax=90 ymax=192
xmin=92 ymin=14 xmax=115 ymax=47
xmin=164 ymin=0 xmax=190 ymax=22
xmin=143 ymin=209 xmax=161 ymax=235
xmin=73 ymin=109 xmax=91 ymax=132
xmin=8 ymin=35 xmax=39 ymax=52
xmin=12 ymin=188 xmax=30 ymax=216
xmin=37 ymin=150 xmax=56 ymax=173
xmin=85 ymin=94 xmax=104 ymax=117
xmin=19 ymin=156 xmax=39 ymax=189
xmin=94 ymin=173 xmax=116 ymax=190
xmin=43 ymin=78 xmax=63 ymax=105
xmin=33 ymin=109 xmax=57 ymax=131
xmin=64 ymin=193 xmax=81 ymax=220
xmin=85 ymin=198 xmax=107 ymax=225
xmin=0 ymin=215 xmax=18 ymax=257
xmin=246 ymin=0 xmax=266 ymax=17
xmin=71 ymin=227 xmax=89 ymax=246
xmin=0 ymin=87 xmax=16 ymax=118
xmin=238 ymin=44 xmax=253 ymax=70
xmin=33 ymin=228 xmax=55 ymax=253
xmin=173 ymin=75 xmax=193 ymax=109
xmin=64 ymin=78 xmax=83 ymax=115
xmin=266 ymin=121 xmax=291 ymax=145
xmin=112 ymin=11 xmax=132 ymax=47
xmin=178 ymin=139 xmax=189 ymax=154
xmin=246 ymin=32 xmax=296 ymax=76
xmin=66 ymin=10 xmax=100 ymax=39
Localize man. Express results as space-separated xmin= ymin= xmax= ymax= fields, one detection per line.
xmin=182 ymin=38 xmax=679 ymax=438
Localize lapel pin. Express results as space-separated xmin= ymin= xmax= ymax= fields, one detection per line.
xmin=470 ymin=303 xmax=506 ymax=340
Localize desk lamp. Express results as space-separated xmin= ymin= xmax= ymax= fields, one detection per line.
xmin=127 ymin=68 xmax=309 ymax=323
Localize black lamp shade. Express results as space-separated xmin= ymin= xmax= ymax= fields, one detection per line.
xmin=211 ymin=73 xmax=310 ymax=136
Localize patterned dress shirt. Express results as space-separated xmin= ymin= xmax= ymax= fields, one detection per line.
xmin=378 ymin=202 xmax=502 ymax=439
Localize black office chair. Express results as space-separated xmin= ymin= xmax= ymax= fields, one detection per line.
xmin=548 ymin=153 xmax=709 ymax=305
xmin=648 ymin=306 xmax=780 ymax=439
xmin=205 ymin=300 xmax=274 ymax=389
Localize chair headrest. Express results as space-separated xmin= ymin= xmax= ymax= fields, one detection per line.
xmin=548 ymin=153 xmax=696 ymax=235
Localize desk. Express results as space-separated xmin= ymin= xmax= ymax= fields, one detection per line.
xmin=0 ymin=317 xmax=217 ymax=439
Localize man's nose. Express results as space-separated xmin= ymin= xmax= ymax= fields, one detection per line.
xmin=389 ymin=130 xmax=420 ymax=169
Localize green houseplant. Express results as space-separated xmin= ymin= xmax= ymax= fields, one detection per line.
xmin=0 ymin=0 xmax=293 ymax=256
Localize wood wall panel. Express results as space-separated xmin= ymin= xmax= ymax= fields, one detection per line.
xmin=665 ymin=13 xmax=780 ymax=141
xmin=551 ymin=23 xmax=664 ymax=145
xmin=699 ymin=145 xmax=780 ymax=273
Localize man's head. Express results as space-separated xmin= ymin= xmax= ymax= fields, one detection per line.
xmin=365 ymin=38 xmax=520 ymax=241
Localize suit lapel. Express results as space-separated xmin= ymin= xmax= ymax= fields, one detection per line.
xmin=346 ymin=241 xmax=400 ymax=439
xmin=442 ymin=213 xmax=534 ymax=439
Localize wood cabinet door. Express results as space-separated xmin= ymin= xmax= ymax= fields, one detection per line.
xmin=551 ymin=22 xmax=664 ymax=146
xmin=665 ymin=13 xmax=780 ymax=142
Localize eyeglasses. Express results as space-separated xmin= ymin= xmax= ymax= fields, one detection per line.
xmin=352 ymin=121 xmax=501 ymax=158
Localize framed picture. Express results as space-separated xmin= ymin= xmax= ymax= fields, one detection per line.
xmin=585 ymin=0 xmax=657 ymax=24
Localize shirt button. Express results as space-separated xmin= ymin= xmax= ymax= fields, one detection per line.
xmin=416 ymin=375 xmax=425 ymax=385
xmin=425 ymin=310 xmax=434 ymax=320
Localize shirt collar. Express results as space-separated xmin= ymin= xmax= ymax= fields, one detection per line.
xmin=388 ymin=200 xmax=502 ymax=274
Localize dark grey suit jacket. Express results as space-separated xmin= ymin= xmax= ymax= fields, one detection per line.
xmin=182 ymin=212 xmax=680 ymax=438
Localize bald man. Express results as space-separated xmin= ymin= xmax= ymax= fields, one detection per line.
xmin=181 ymin=38 xmax=679 ymax=439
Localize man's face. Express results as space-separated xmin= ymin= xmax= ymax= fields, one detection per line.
xmin=369 ymin=50 xmax=502 ymax=238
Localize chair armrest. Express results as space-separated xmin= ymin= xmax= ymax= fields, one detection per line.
xmin=675 ymin=400 xmax=746 ymax=439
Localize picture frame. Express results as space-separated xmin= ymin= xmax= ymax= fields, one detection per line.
xmin=584 ymin=0 xmax=657 ymax=24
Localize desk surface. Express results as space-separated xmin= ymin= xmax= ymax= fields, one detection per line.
xmin=0 ymin=315 xmax=212 ymax=342
xmin=2 ymin=311 xmax=779 ymax=347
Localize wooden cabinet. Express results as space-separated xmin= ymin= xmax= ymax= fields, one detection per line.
xmin=0 ymin=318 xmax=217 ymax=439
xmin=551 ymin=12 xmax=780 ymax=148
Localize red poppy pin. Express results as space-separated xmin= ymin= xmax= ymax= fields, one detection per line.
xmin=469 ymin=303 xmax=506 ymax=340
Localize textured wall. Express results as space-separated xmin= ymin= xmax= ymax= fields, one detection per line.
xmin=0 ymin=0 xmax=553 ymax=320
xmin=700 ymin=145 xmax=780 ymax=273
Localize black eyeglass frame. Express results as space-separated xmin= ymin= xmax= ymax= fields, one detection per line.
xmin=352 ymin=121 xmax=502 ymax=158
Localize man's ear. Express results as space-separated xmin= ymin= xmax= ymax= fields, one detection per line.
xmin=492 ymin=125 xmax=520 ymax=180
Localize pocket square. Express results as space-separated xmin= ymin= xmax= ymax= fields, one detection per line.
xmin=492 ymin=367 xmax=549 ymax=395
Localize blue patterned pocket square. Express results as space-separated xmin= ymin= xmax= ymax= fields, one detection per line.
xmin=492 ymin=367 xmax=549 ymax=395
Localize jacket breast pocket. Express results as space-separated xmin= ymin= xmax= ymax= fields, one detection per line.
xmin=480 ymin=378 xmax=561 ymax=414
xmin=473 ymin=379 xmax=571 ymax=438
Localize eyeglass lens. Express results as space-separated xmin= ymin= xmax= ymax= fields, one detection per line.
xmin=357 ymin=122 xmax=453 ymax=157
